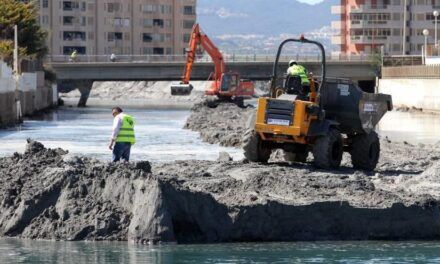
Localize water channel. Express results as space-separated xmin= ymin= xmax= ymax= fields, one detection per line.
xmin=0 ymin=107 xmax=243 ymax=162
xmin=1 ymin=107 xmax=440 ymax=263
xmin=0 ymin=108 xmax=439 ymax=161
xmin=1 ymin=238 xmax=440 ymax=263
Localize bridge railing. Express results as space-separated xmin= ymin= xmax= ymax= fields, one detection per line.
xmin=47 ymin=54 xmax=373 ymax=64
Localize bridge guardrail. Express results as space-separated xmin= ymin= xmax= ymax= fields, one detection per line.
xmin=47 ymin=54 xmax=373 ymax=64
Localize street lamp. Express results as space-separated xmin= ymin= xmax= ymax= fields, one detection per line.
xmin=434 ymin=11 xmax=439 ymax=46
xmin=423 ymin=29 xmax=429 ymax=64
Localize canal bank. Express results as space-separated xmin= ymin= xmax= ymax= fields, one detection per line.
xmin=0 ymin=61 xmax=57 ymax=128
xmin=1 ymin=139 xmax=440 ymax=243
xmin=1 ymin=104 xmax=440 ymax=243
xmin=379 ymin=65 xmax=440 ymax=112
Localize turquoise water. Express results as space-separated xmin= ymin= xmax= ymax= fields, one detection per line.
xmin=0 ymin=107 xmax=243 ymax=162
xmin=1 ymin=239 xmax=440 ymax=263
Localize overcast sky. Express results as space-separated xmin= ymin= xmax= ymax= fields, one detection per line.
xmin=297 ymin=0 xmax=324 ymax=4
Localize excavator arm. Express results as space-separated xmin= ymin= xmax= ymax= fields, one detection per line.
xmin=171 ymin=23 xmax=226 ymax=95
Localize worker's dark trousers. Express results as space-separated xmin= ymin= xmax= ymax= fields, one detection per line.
xmin=112 ymin=142 xmax=131 ymax=162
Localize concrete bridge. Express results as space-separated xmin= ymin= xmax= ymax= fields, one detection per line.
xmin=49 ymin=58 xmax=377 ymax=106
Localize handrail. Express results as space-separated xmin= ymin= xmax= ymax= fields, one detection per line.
xmin=46 ymin=54 xmax=373 ymax=64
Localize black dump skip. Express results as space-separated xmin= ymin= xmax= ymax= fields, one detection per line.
xmin=320 ymin=78 xmax=393 ymax=134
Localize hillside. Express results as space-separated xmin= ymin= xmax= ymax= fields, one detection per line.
xmin=196 ymin=0 xmax=338 ymax=53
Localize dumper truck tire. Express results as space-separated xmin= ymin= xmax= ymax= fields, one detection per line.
xmin=243 ymin=113 xmax=271 ymax=163
xmin=350 ymin=131 xmax=380 ymax=171
xmin=242 ymin=129 xmax=271 ymax=163
xmin=284 ymin=150 xmax=308 ymax=163
xmin=312 ymin=128 xmax=343 ymax=169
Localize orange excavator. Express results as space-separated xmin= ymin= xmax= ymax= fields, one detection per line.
xmin=170 ymin=23 xmax=254 ymax=102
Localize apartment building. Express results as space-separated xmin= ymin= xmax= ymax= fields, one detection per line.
xmin=332 ymin=0 xmax=440 ymax=56
xmin=36 ymin=0 xmax=197 ymax=56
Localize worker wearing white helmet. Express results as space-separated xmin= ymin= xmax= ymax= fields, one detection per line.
xmin=287 ymin=60 xmax=310 ymax=86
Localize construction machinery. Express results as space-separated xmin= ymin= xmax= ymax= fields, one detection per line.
xmin=170 ymin=24 xmax=254 ymax=102
xmin=242 ymin=37 xmax=392 ymax=170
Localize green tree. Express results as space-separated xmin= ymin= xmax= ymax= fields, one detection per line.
xmin=0 ymin=0 xmax=47 ymax=64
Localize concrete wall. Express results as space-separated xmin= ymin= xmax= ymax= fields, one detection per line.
xmin=379 ymin=78 xmax=440 ymax=111
xmin=0 ymin=61 xmax=57 ymax=128
xmin=0 ymin=61 xmax=18 ymax=127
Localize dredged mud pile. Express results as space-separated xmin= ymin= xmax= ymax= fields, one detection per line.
xmin=184 ymin=101 xmax=254 ymax=147
xmin=1 ymin=140 xmax=440 ymax=243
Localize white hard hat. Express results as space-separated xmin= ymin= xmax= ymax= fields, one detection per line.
xmin=289 ymin=60 xmax=297 ymax=66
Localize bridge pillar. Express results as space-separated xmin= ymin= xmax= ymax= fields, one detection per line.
xmin=77 ymin=83 xmax=93 ymax=107
xmin=57 ymin=80 xmax=93 ymax=107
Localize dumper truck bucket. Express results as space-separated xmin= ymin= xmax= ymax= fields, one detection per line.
xmin=170 ymin=83 xmax=194 ymax=96
xmin=320 ymin=78 xmax=393 ymax=134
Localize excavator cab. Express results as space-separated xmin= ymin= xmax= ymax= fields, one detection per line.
xmin=219 ymin=73 xmax=238 ymax=93
xmin=242 ymin=37 xmax=392 ymax=171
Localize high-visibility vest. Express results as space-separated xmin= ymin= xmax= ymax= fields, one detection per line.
xmin=287 ymin=65 xmax=310 ymax=85
xmin=116 ymin=114 xmax=136 ymax=144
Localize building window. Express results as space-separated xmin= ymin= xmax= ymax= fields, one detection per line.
xmin=141 ymin=4 xmax=157 ymax=13
xmin=143 ymin=19 xmax=153 ymax=27
xmin=63 ymin=1 xmax=79 ymax=11
xmin=63 ymin=16 xmax=74 ymax=25
xmin=63 ymin=31 xmax=86 ymax=41
xmin=183 ymin=6 xmax=195 ymax=15
xmin=153 ymin=48 xmax=164 ymax=55
xmin=143 ymin=33 xmax=153 ymax=42
xmin=182 ymin=20 xmax=195 ymax=29
xmin=43 ymin=0 xmax=49 ymax=8
xmin=160 ymin=5 xmax=172 ymax=14
xmin=107 ymin=3 xmax=121 ymax=13
xmin=183 ymin=34 xmax=190 ymax=43
xmin=42 ymin=15 xmax=49 ymax=25
xmin=109 ymin=18 xmax=130 ymax=27
xmin=153 ymin=19 xmax=164 ymax=28
xmin=63 ymin=46 xmax=86 ymax=55
xmin=108 ymin=32 xmax=123 ymax=42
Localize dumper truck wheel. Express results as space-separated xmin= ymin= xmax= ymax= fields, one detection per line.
xmin=284 ymin=150 xmax=308 ymax=163
xmin=242 ymin=129 xmax=271 ymax=163
xmin=350 ymin=131 xmax=380 ymax=171
xmin=312 ymin=128 xmax=343 ymax=169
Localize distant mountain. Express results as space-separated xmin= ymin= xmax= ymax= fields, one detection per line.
xmin=197 ymin=0 xmax=338 ymax=37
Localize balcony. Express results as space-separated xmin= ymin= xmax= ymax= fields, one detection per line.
xmin=331 ymin=21 xmax=344 ymax=30
xmin=350 ymin=35 xmax=389 ymax=44
xmin=331 ymin=5 xmax=345 ymax=14
xmin=350 ymin=20 xmax=391 ymax=29
xmin=350 ymin=5 xmax=390 ymax=13
xmin=331 ymin=35 xmax=346 ymax=45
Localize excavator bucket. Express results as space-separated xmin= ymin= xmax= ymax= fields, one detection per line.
xmin=170 ymin=83 xmax=194 ymax=96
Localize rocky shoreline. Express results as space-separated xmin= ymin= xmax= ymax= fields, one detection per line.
xmin=1 ymin=138 xmax=440 ymax=243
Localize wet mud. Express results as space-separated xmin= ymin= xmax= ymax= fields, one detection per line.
xmin=1 ymin=140 xmax=440 ymax=243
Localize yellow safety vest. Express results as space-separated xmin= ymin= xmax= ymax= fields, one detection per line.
xmin=116 ymin=114 xmax=136 ymax=144
xmin=287 ymin=65 xmax=310 ymax=85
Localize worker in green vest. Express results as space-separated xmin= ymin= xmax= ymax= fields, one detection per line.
xmin=287 ymin=60 xmax=310 ymax=86
xmin=287 ymin=60 xmax=311 ymax=99
xmin=70 ymin=50 xmax=78 ymax=62
xmin=109 ymin=107 xmax=136 ymax=162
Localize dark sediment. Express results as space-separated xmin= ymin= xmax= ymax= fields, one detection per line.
xmin=1 ymin=139 xmax=440 ymax=243
xmin=184 ymin=101 xmax=253 ymax=147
